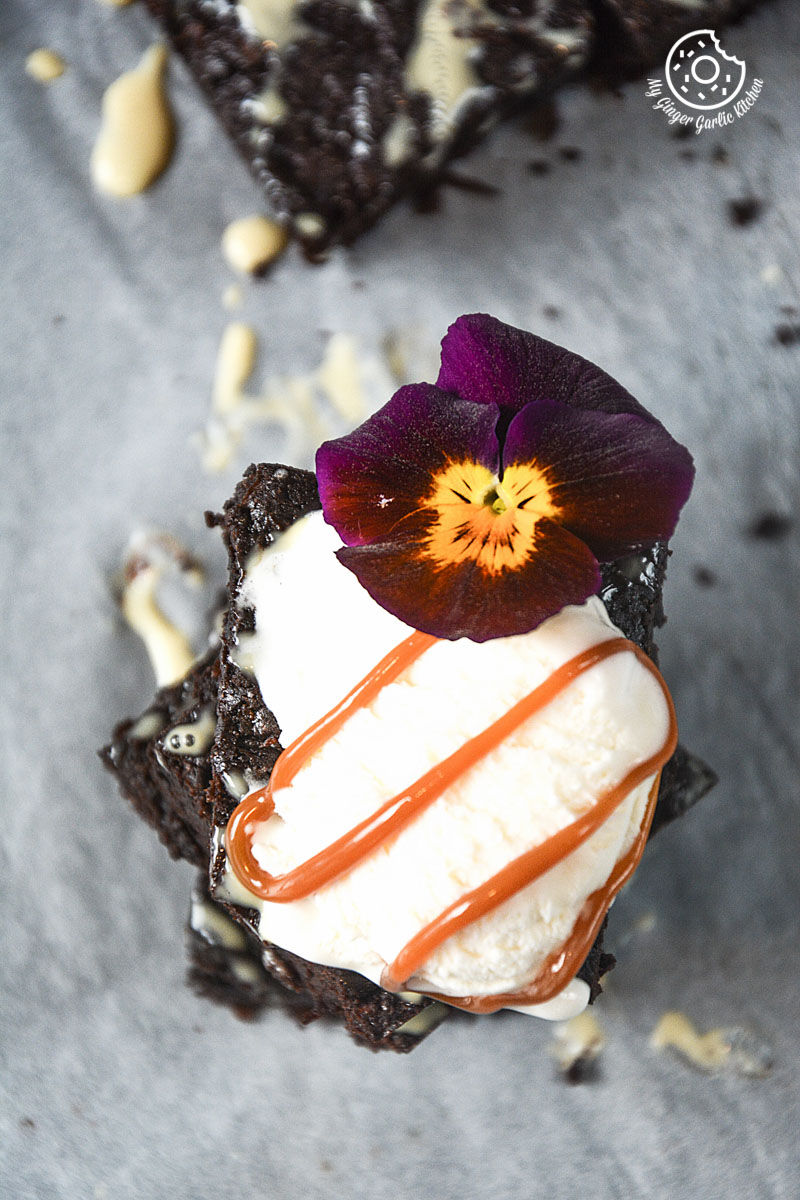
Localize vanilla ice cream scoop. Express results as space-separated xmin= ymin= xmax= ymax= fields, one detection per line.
xmin=219 ymin=511 xmax=675 ymax=1021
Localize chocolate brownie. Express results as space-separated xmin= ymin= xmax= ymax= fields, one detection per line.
xmin=186 ymin=871 xmax=435 ymax=1050
xmin=101 ymin=647 xmax=220 ymax=869
xmin=591 ymin=1 xmax=762 ymax=81
xmin=102 ymin=460 xmax=715 ymax=1050
xmin=141 ymin=0 xmax=766 ymax=252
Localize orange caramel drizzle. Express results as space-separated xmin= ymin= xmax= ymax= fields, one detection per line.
xmin=389 ymin=773 xmax=664 ymax=1012
xmin=225 ymin=630 xmax=436 ymax=902
xmin=225 ymin=633 xmax=677 ymax=1004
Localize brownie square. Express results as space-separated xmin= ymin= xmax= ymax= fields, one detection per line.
xmin=102 ymin=461 xmax=716 ymax=1050
xmin=141 ymin=0 xmax=765 ymax=251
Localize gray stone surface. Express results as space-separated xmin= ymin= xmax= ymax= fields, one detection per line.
xmin=1 ymin=2 xmax=798 ymax=1197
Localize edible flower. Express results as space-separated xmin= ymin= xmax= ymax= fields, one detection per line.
xmin=316 ymin=314 xmax=694 ymax=642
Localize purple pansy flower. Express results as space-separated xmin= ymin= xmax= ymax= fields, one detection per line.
xmin=316 ymin=315 xmax=694 ymax=642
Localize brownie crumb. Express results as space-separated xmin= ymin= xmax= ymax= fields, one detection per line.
xmin=412 ymin=181 xmax=442 ymax=215
xmin=727 ymin=197 xmax=765 ymax=227
xmin=558 ymin=146 xmax=583 ymax=163
xmin=747 ymin=512 xmax=793 ymax=541
xmin=440 ymin=169 xmax=500 ymax=198
xmin=565 ymin=1056 xmax=602 ymax=1085
xmin=19 ymin=1117 xmax=36 ymax=1130
xmin=693 ymin=566 xmax=717 ymax=588
xmin=527 ymin=159 xmax=551 ymax=176
xmin=773 ymin=323 xmax=800 ymax=348
xmin=711 ymin=145 xmax=730 ymax=166
xmin=672 ymin=124 xmax=693 ymax=141
xmin=543 ymin=305 xmax=561 ymax=321
xmin=232 ymin=1004 xmax=261 ymax=1022
xmin=525 ymin=99 xmax=560 ymax=142
xmin=679 ymin=149 xmax=696 ymax=162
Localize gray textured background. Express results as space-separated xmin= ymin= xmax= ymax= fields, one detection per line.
xmin=2 ymin=2 xmax=798 ymax=1197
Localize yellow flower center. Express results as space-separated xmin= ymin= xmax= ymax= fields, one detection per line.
xmin=423 ymin=459 xmax=560 ymax=575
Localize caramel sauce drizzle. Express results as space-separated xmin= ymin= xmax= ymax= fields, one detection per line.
xmin=226 ymin=633 xmax=677 ymax=1008
xmin=396 ymin=774 xmax=663 ymax=1012
xmin=225 ymin=630 xmax=436 ymax=901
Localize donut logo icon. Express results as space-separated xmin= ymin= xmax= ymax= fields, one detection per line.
xmin=665 ymin=30 xmax=746 ymax=111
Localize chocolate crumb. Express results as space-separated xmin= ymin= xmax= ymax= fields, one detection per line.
xmin=747 ymin=512 xmax=793 ymax=541
xmin=773 ymin=323 xmax=800 ymax=347
xmin=233 ymin=1004 xmax=261 ymax=1022
xmin=527 ymin=159 xmax=551 ymax=176
xmin=543 ymin=305 xmax=561 ymax=320
xmin=565 ymin=1056 xmax=601 ymax=1085
xmin=412 ymin=182 xmax=442 ymax=215
xmin=679 ymin=149 xmax=696 ymax=162
xmin=727 ymin=197 xmax=765 ymax=227
xmin=19 ymin=1117 xmax=36 ymax=1130
xmin=711 ymin=145 xmax=730 ymax=166
xmin=780 ymin=305 xmax=798 ymax=317
xmin=441 ymin=169 xmax=500 ymax=198
xmin=525 ymin=99 xmax=560 ymax=142
xmin=558 ymin=146 xmax=582 ymax=162
xmin=672 ymin=124 xmax=693 ymax=141
xmin=693 ymin=566 xmax=717 ymax=588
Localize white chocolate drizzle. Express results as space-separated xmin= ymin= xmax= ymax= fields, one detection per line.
xmin=222 ymin=215 xmax=289 ymax=274
xmin=164 ymin=709 xmax=217 ymax=757
xmin=119 ymin=532 xmax=203 ymax=687
xmin=293 ymin=212 xmax=326 ymax=241
xmin=195 ymin=327 xmax=387 ymax=473
xmin=237 ymin=0 xmax=303 ymax=50
xmin=91 ymin=45 xmax=173 ymax=197
xmin=222 ymin=770 xmax=250 ymax=801
xmin=190 ymin=892 xmax=248 ymax=952
xmin=651 ymin=1012 xmax=774 ymax=1077
xmin=315 ymin=333 xmax=370 ymax=425
xmin=395 ymin=1001 xmax=449 ymax=1037
xmin=128 ymin=710 xmax=166 ymax=741
xmin=212 ymin=323 xmax=259 ymax=417
xmin=405 ymin=0 xmax=489 ymax=149
xmin=245 ymin=85 xmax=288 ymax=126
xmin=381 ymin=113 xmax=417 ymax=168
xmin=551 ymin=1010 xmax=606 ymax=1074
xmin=25 ymin=49 xmax=66 ymax=83
xmin=222 ymin=283 xmax=244 ymax=311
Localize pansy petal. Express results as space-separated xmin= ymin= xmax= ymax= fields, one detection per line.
xmin=437 ymin=314 xmax=651 ymax=420
xmin=503 ymin=398 xmax=694 ymax=561
xmin=335 ymin=519 xmax=601 ymax=642
xmin=317 ymin=384 xmax=500 ymax=547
